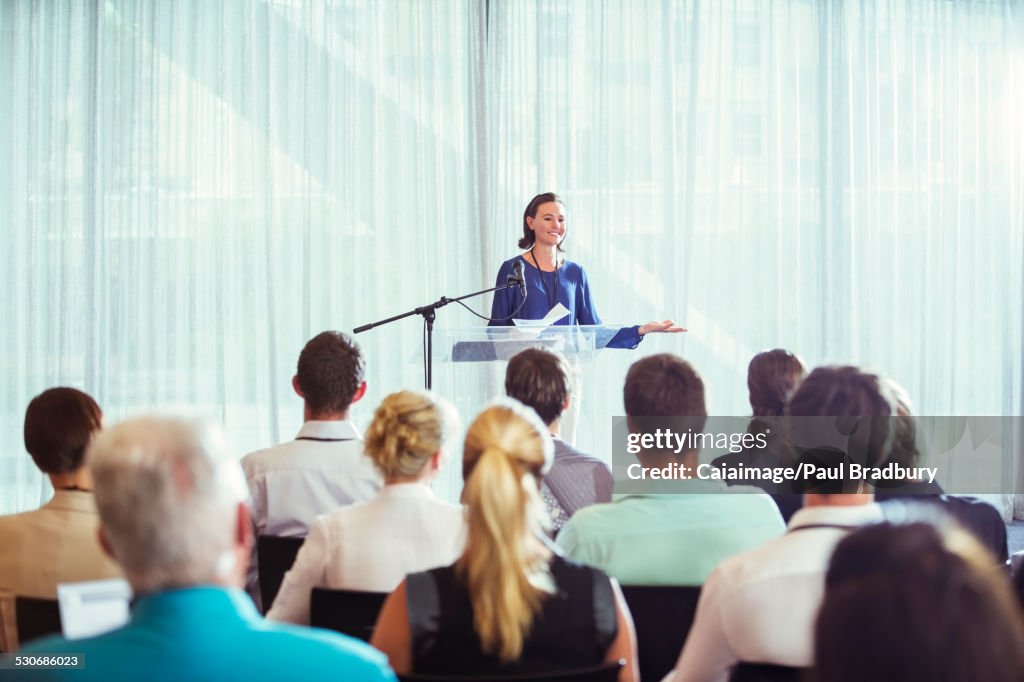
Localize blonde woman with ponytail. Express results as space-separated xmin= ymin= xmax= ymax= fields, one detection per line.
xmin=371 ymin=399 xmax=637 ymax=680
xmin=267 ymin=391 xmax=465 ymax=624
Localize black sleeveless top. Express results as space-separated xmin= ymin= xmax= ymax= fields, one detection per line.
xmin=406 ymin=554 xmax=618 ymax=675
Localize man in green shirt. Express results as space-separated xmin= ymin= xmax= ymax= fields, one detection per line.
xmin=556 ymin=353 xmax=785 ymax=586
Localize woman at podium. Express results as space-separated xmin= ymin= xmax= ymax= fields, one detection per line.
xmin=489 ymin=192 xmax=683 ymax=349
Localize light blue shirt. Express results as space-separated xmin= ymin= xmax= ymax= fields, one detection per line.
xmin=556 ymin=480 xmax=786 ymax=585
xmin=12 ymin=586 xmax=396 ymax=682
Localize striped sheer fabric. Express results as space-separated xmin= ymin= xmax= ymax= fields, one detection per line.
xmin=3 ymin=0 xmax=1023 ymax=512
xmin=0 ymin=0 xmax=484 ymax=511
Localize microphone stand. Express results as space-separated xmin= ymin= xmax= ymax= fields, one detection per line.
xmin=354 ymin=280 xmax=522 ymax=390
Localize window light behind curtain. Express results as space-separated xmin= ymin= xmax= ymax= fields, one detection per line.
xmin=2 ymin=0 xmax=1023 ymax=513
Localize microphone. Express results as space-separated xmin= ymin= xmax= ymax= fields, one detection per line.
xmin=512 ymin=260 xmax=527 ymax=298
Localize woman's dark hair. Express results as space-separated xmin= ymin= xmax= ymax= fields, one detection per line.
xmin=814 ymin=522 xmax=1024 ymax=682
xmin=24 ymin=387 xmax=103 ymax=474
xmin=747 ymin=349 xmax=806 ymax=418
xmin=518 ymin=192 xmax=566 ymax=251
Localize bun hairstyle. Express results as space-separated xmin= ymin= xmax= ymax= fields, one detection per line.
xmin=458 ymin=399 xmax=555 ymax=662
xmin=518 ymin=192 xmax=566 ymax=251
xmin=363 ymin=391 xmax=455 ymax=480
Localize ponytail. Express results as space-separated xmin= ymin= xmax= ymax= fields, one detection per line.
xmin=458 ymin=402 xmax=555 ymax=662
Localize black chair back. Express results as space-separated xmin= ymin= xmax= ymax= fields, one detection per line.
xmin=257 ymin=535 xmax=305 ymax=612
xmin=731 ymin=662 xmax=807 ymax=682
xmin=310 ymin=587 xmax=388 ymax=641
xmin=620 ymin=584 xmax=701 ymax=682
xmin=15 ymin=596 xmax=62 ymax=646
xmin=398 ymin=659 xmax=624 ymax=681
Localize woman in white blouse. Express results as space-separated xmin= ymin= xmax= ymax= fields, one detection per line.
xmin=267 ymin=390 xmax=466 ymax=624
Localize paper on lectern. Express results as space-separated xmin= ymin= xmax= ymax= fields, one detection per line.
xmin=513 ymin=303 xmax=570 ymax=332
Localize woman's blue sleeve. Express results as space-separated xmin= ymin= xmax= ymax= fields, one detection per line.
xmin=577 ymin=266 xmax=642 ymax=349
xmin=607 ymin=325 xmax=642 ymax=349
xmin=489 ymin=261 xmax=515 ymax=327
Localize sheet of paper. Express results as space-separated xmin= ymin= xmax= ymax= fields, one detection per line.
xmin=58 ymin=578 xmax=132 ymax=640
xmin=513 ymin=302 xmax=570 ymax=330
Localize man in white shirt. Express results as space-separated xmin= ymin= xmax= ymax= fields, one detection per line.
xmin=665 ymin=366 xmax=894 ymax=682
xmin=242 ymin=331 xmax=381 ymax=610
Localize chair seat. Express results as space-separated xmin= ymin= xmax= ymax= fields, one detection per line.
xmin=309 ymin=587 xmax=388 ymax=642
xmin=620 ymin=584 xmax=702 ymax=682
xmin=398 ymin=659 xmax=624 ymax=682
xmin=257 ymin=535 xmax=306 ymax=613
xmin=731 ymin=661 xmax=807 ymax=682
xmin=15 ymin=596 xmax=62 ymax=646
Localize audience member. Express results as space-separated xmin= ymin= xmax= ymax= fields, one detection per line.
xmin=370 ymin=400 xmax=638 ymax=680
xmin=241 ymin=331 xmax=381 ymax=609
xmin=873 ymin=379 xmax=1008 ymax=562
xmin=505 ymin=348 xmax=612 ymax=533
xmin=0 ymin=388 xmax=121 ymax=652
xmin=556 ymin=354 xmax=785 ymax=586
xmin=667 ymin=366 xmax=891 ymax=681
xmin=712 ymin=348 xmax=806 ymax=521
xmin=16 ymin=416 xmax=395 ymax=680
xmin=814 ymin=522 xmax=1024 ymax=682
xmin=268 ymin=390 xmax=465 ymax=623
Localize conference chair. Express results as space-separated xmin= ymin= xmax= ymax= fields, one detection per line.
xmin=619 ymin=585 xmax=701 ymax=682
xmin=731 ymin=663 xmax=807 ymax=682
xmin=15 ymin=596 xmax=62 ymax=646
xmin=398 ymin=660 xmax=624 ymax=682
xmin=309 ymin=587 xmax=387 ymax=641
xmin=257 ymin=535 xmax=305 ymax=613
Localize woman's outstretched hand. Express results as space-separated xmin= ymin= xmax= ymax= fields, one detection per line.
xmin=638 ymin=320 xmax=687 ymax=336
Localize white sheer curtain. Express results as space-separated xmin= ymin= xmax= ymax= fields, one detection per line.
xmin=1 ymin=0 xmax=483 ymax=513
xmin=483 ymin=0 xmax=1024 ymax=453
xmin=3 ymin=0 xmax=1023 ymax=514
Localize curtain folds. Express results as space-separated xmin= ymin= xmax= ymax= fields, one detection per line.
xmin=3 ymin=0 xmax=1022 ymax=512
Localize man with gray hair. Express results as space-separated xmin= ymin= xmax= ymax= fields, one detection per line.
xmin=16 ymin=416 xmax=395 ymax=681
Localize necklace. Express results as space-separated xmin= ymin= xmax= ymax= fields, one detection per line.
xmin=530 ymin=246 xmax=559 ymax=311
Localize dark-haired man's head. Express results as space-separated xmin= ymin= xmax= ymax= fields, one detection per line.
xmin=504 ymin=348 xmax=571 ymax=433
xmin=623 ymin=354 xmax=707 ymax=466
xmin=785 ymin=366 xmax=893 ymax=498
xmin=24 ymin=387 xmax=103 ymax=489
xmin=292 ymin=331 xmax=367 ymax=421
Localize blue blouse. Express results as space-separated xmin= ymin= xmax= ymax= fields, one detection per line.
xmin=489 ymin=255 xmax=642 ymax=349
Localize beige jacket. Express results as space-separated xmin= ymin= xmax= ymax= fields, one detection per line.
xmin=0 ymin=490 xmax=122 ymax=651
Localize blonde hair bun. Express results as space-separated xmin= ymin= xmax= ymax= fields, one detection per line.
xmin=364 ymin=390 xmax=455 ymax=480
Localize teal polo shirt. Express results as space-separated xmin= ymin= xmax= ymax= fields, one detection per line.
xmin=11 ymin=586 xmax=395 ymax=682
xmin=556 ymin=479 xmax=786 ymax=586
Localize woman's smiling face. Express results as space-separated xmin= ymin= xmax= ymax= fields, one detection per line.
xmin=526 ymin=201 xmax=566 ymax=248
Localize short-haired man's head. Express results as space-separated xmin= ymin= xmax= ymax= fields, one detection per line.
xmin=785 ymin=365 xmax=894 ymax=492
xmin=88 ymin=417 xmax=248 ymax=593
xmin=747 ymin=348 xmax=806 ymax=417
xmin=504 ymin=348 xmax=572 ymax=426
xmin=364 ymin=390 xmax=456 ymax=480
xmin=623 ymin=354 xmax=707 ymax=434
xmin=296 ymin=331 xmax=365 ymax=416
xmin=24 ymin=387 xmax=103 ymax=475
